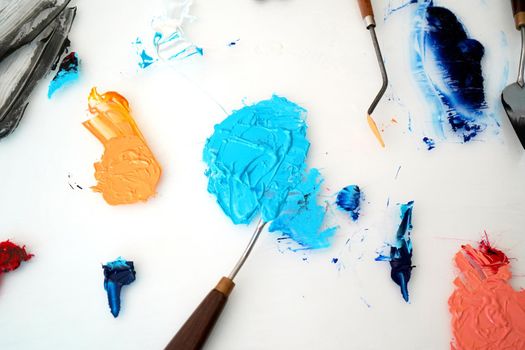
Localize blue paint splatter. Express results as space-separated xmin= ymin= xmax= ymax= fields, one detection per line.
xmin=269 ymin=168 xmax=336 ymax=250
xmin=336 ymin=185 xmax=361 ymax=221
xmin=228 ymin=39 xmax=240 ymax=47
xmin=422 ymin=136 xmax=435 ymax=150
xmin=384 ymin=0 xmax=417 ymax=21
xmin=331 ymin=258 xmax=339 ymax=264
xmin=376 ymin=201 xmax=414 ymax=302
xmin=48 ymin=52 xmax=79 ymax=98
xmin=103 ymin=257 xmax=136 ymax=318
xmin=133 ymin=38 xmax=156 ymax=69
xmin=412 ymin=1 xmax=488 ymax=142
xmin=153 ymin=31 xmax=203 ymax=60
xmin=203 ymin=96 xmax=335 ymax=248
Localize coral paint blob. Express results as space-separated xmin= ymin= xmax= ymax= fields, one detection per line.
xmin=83 ymin=88 xmax=161 ymax=205
xmin=449 ymin=237 xmax=525 ymax=350
xmin=0 ymin=240 xmax=33 ymax=274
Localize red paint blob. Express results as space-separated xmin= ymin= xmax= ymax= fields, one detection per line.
xmin=0 ymin=240 xmax=33 ymax=274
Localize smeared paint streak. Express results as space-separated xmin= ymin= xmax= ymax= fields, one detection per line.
xmin=449 ymin=236 xmax=525 ymax=349
xmin=376 ymin=201 xmax=414 ymax=302
xmin=412 ymin=1 xmax=489 ymax=142
xmin=83 ymin=88 xmax=162 ymax=205
xmin=103 ymin=257 xmax=136 ymax=318
xmin=269 ymin=168 xmax=336 ymax=250
xmin=0 ymin=240 xmax=33 ymax=274
xmin=336 ymin=185 xmax=361 ymax=221
xmin=203 ymin=95 xmax=335 ymax=248
xmin=228 ymin=39 xmax=240 ymax=47
xmin=48 ymin=51 xmax=79 ymax=98
xmin=367 ymin=114 xmax=385 ymax=148
xmin=394 ymin=166 xmax=402 ymax=179
xmin=134 ymin=0 xmax=202 ymax=68
xmin=0 ymin=6 xmax=76 ymax=139
xmin=422 ymin=136 xmax=435 ymax=150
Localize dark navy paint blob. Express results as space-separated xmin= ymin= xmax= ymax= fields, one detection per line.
xmin=48 ymin=52 xmax=79 ymax=98
xmin=422 ymin=136 xmax=435 ymax=150
xmin=376 ymin=201 xmax=414 ymax=302
xmin=413 ymin=1 xmax=487 ymax=142
xmin=103 ymin=257 xmax=136 ymax=318
xmin=336 ymin=185 xmax=361 ymax=221
xmin=331 ymin=258 xmax=339 ymax=264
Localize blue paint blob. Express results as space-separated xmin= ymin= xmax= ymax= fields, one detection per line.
xmin=331 ymin=258 xmax=339 ymax=264
xmin=203 ymin=95 xmax=310 ymax=224
xmin=269 ymin=168 xmax=336 ymax=250
xmin=412 ymin=1 xmax=487 ymax=142
xmin=103 ymin=257 xmax=136 ymax=318
xmin=203 ymin=96 xmax=335 ymax=249
xmin=422 ymin=136 xmax=436 ymax=150
xmin=48 ymin=52 xmax=79 ymax=98
xmin=336 ymin=185 xmax=361 ymax=221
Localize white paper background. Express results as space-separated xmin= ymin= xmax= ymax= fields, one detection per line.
xmin=0 ymin=0 xmax=524 ymax=349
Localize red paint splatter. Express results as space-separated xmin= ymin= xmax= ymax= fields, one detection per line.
xmin=0 ymin=240 xmax=33 ymax=274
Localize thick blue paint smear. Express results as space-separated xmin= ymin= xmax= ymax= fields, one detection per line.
xmin=203 ymin=96 xmax=335 ymax=248
xmin=376 ymin=201 xmax=414 ymax=302
xmin=269 ymin=168 xmax=336 ymax=250
xmin=48 ymin=52 xmax=79 ymax=98
xmin=412 ymin=1 xmax=487 ymax=142
xmin=336 ymin=185 xmax=361 ymax=221
xmin=103 ymin=257 xmax=136 ymax=318
xmin=422 ymin=136 xmax=436 ymax=150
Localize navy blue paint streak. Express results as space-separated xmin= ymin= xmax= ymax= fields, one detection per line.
xmin=103 ymin=258 xmax=136 ymax=318
xmin=423 ymin=136 xmax=435 ymax=150
xmin=390 ymin=201 xmax=414 ymax=302
xmin=336 ymin=185 xmax=361 ymax=222
xmin=424 ymin=4 xmax=486 ymax=141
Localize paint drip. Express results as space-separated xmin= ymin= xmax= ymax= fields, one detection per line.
xmin=412 ymin=1 xmax=489 ymax=142
xmin=0 ymin=240 xmax=33 ymax=274
xmin=0 ymin=6 xmax=76 ymax=140
xmin=83 ymin=87 xmax=162 ymax=205
xmin=48 ymin=51 xmax=79 ymax=98
xmin=336 ymin=185 xmax=362 ymax=221
xmin=103 ymin=257 xmax=136 ymax=318
xmin=376 ymin=201 xmax=414 ymax=302
xmin=269 ymin=169 xmax=336 ymax=250
xmin=449 ymin=236 xmax=525 ymax=349
xmin=133 ymin=0 xmax=202 ymax=68
xmin=203 ymin=95 xmax=335 ymax=248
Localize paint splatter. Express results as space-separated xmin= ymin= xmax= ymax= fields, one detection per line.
xmin=412 ymin=1 xmax=489 ymax=142
xmin=203 ymin=95 xmax=335 ymax=248
xmin=422 ymin=136 xmax=435 ymax=150
xmin=0 ymin=240 xmax=33 ymax=274
xmin=336 ymin=185 xmax=362 ymax=221
xmin=384 ymin=0 xmax=417 ymax=20
xmin=134 ymin=0 xmax=202 ymax=68
xmin=376 ymin=201 xmax=414 ymax=302
xmin=269 ymin=169 xmax=336 ymax=250
xmin=228 ymin=39 xmax=240 ymax=47
xmin=103 ymin=257 xmax=136 ymax=318
xmin=83 ymin=88 xmax=162 ymax=205
xmin=449 ymin=236 xmax=525 ymax=349
xmin=48 ymin=52 xmax=79 ymax=98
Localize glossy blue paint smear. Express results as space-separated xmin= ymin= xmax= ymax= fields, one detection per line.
xmin=203 ymin=96 xmax=335 ymax=248
xmin=48 ymin=52 xmax=79 ymax=98
xmin=133 ymin=38 xmax=156 ymax=69
xmin=422 ymin=136 xmax=436 ymax=150
xmin=376 ymin=201 xmax=414 ymax=302
xmin=412 ymin=1 xmax=487 ymax=142
xmin=103 ymin=257 xmax=136 ymax=318
xmin=153 ymin=31 xmax=203 ymax=60
xmin=336 ymin=185 xmax=361 ymax=221
xmin=269 ymin=168 xmax=336 ymax=250
xmin=203 ymin=95 xmax=310 ymax=224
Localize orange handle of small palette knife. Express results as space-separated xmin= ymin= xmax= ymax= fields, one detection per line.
xmin=357 ymin=0 xmax=374 ymax=19
xmin=512 ymin=0 xmax=525 ymax=28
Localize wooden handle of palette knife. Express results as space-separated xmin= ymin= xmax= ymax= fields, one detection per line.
xmin=512 ymin=0 xmax=525 ymax=29
xmin=357 ymin=0 xmax=374 ymax=19
xmin=164 ymin=277 xmax=235 ymax=350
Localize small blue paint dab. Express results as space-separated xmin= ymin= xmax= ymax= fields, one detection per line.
xmin=228 ymin=39 xmax=240 ymax=47
xmin=103 ymin=257 xmax=136 ymax=318
xmin=48 ymin=52 xmax=79 ymax=98
xmin=331 ymin=258 xmax=339 ymax=264
xmin=422 ymin=137 xmax=436 ymax=151
xmin=336 ymin=185 xmax=362 ymax=221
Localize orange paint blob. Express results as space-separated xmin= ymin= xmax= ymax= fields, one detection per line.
xmin=367 ymin=114 xmax=385 ymax=148
xmin=449 ymin=237 xmax=525 ymax=350
xmin=83 ymin=88 xmax=161 ymax=205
